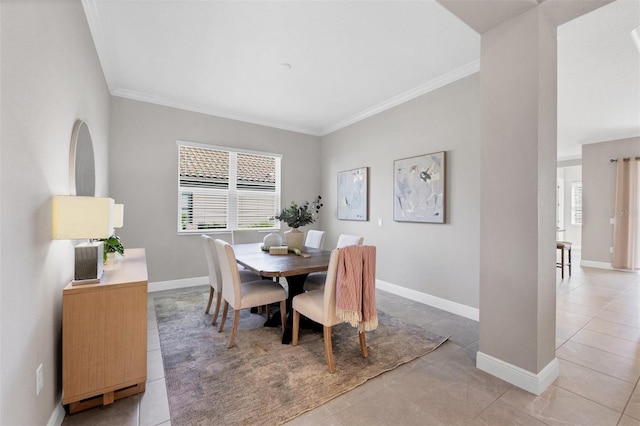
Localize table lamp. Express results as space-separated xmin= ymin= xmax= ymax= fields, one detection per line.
xmin=52 ymin=195 xmax=114 ymax=284
xmin=113 ymin=203 xmax=124 ymax=229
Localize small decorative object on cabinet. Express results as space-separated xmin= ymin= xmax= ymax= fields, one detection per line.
xmin=62 ymin=248 xmax=148 ymax=414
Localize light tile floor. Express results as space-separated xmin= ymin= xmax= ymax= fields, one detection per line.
xmin=62 ymin=250 xmax=640 ymax=425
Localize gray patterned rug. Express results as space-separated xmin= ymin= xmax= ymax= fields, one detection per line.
xmin=154 ymin=287 xmax=449 ymax=426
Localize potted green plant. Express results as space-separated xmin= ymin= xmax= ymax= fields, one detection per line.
xmin=275 ymin=196 xmax=323 ymax=250
xmin=100 ymin=235 xmax=125 ymax=264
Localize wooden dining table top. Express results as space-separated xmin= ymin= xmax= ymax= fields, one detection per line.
xmin=232 ymin=243 xmax=332 ymax=278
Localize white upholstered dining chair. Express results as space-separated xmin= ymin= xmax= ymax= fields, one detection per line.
xmin=214 ymin=239 xmax=287 ymax=348
xmin=201 ymin=234 xmax=261 ymax=325
xmin=292 ymin=248 xmax=369 ymax=373
xmin=336 ymin=234 xmax=364 ymax=248
xmin=304 ymin=234 xmax=364 ymax=291
xmin=304 ymin=230 xmax=326 ymax=250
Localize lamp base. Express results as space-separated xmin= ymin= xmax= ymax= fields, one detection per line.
xmin=71 ymin=277 xmax=101 ymax=286
xmin=73 ymin=241 xmax=103 ymax=284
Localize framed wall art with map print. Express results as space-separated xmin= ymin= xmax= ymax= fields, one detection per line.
xmin=394 ymin=151 xmax=446 ymax=224
xmin=337 ymin=167 xmax=368 ymax=221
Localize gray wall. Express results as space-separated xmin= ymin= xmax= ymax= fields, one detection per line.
xmin=320 ymin=73 xmax=481 ymax=309
xmin=109 ymin=97 xmax=322 ymax=284
xmin=0 ymin=1 xmax=110 ymax=424
xmin=582 ymin=137 xmax=640 ymax=264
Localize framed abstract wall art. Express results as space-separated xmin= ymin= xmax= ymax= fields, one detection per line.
xmin=337 ymin=167 xmax=368 ymax=221
xmin=394 ymin=151 xmax=446 ymax=224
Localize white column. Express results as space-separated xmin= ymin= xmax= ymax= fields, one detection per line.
xmin=476 ymin=6 xmax=559 ymax=394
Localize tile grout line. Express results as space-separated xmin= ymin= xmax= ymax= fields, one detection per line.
xmin=619 ymin=378 xmax=640 ymax=423
xmin=553 ymin=258 xmax=640 ymax=419
xmin=146 ymin=295 xmax=171 ymax=426
xmin=568 ymin=328 xmax=640 ymax=361
xmin=555 ymin=357 xmax=638 ymax=390
xmin=553 ymin=382 xmax=629 ymax=417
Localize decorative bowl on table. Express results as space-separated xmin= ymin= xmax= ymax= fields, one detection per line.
xmin=263 ymin=232 xmax=283 ymax=248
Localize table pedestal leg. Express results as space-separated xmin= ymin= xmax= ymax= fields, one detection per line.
xmin=263 ymin=273 xmax=308 ymax=344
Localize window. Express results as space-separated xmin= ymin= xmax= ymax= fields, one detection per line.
xmin=177 ymin=142 xmax=281 ymax=234
xmin=556 ymin=178 xmax=564 ymax=229
xmin=571 ymin=181 xmax=582 ymax=225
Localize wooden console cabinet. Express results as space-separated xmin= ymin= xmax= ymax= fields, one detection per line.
xmin=62 ymin=248 xmax=148 ymax=413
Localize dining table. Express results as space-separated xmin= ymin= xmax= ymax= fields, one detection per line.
xmin=232 ymin=242 xmax=332 ymax=344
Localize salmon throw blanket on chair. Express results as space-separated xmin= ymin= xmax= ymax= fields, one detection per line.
xmin=335 ymin=245 xmax=378 ymax=332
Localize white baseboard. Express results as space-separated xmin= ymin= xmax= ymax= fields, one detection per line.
xmin=476 ymin=351 xmax=559 ymax=395
xmin=149 ymin=276 xmax=208 ymax=293
xmin=580 ymin=260 xmax=639 ymax=273
xmin=148 ymin=276 xmax=480 ymax=321
xmin=376 ymin=279 xmax=479 ymax=321
xmin=48 ymin=399 xmax=65 ymax=426
xmin=580 ymin=260 xmax=613 ymax=270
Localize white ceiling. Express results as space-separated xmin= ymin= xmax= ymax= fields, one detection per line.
xmin=558 ymin=0 xmax=640 ymax=159
xmin=83 ymin=0 xmax=639 ymax=159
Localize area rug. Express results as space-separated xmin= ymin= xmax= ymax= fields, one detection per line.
xmin=154 ymin=287 xmax=449 ymax=426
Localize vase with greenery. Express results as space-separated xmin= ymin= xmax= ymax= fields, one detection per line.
xmin=100 ymin=235 xmax=125 ymax=263
xmin=275 ymin=196 xmax=323 ymax=250
xmin=275 ymin=196 xmax=323 ymax=228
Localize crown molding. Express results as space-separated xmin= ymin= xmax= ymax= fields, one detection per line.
xmin=557 ymin=154 xmax=582 ymax=162
xmin=318 ymin=60 xmax=480 ymax=136
xmin=82 ymin=0 xmax=119 ymax=92
xmin=111 ymin=88 xmax=322 ymax=136
xmin=110 ymin=58 xmax=480 ymax=138
xmin=577 ymin=131 xmax=640 ymax=146
xmin=85 ymin=0 xmax=480 ymax=139
xmin=106 ymin=58 xmax=479 ymax=138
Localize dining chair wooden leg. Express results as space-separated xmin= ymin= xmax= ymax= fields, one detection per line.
xmin=205 ymin=287 xmax=214 ymax=314
xmin=211 ymin=292 xmax=222 ymax=325
xmin=227 ymin=309 xmax=240 ymax=349
xmin=292 ymin=310 xmax=300 ymax=345
xmin=561 ymin=247 xmax=565 ymax=279
xmin=265 ymin=304 xmax=270 ymax=319
xmin=567 ymin=246 xmax=572 ymax=276
xmin=218 ymin=301 xmax=229 ymax=332
xmin=323 ymin=326 xmax=335 ymax=373
xmin=280 ymin=301 xmax=286 ymax=333
xmin=359 ymin=331 xmax=368 ymax=358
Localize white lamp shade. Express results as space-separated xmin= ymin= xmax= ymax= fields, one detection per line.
xmin=113 ymin=204 xmax=124 ymax=228
xmin=52 ymin=195 xmax=114 ymax=239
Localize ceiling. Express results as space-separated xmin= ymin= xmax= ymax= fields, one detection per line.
xmin=557 ymin=0 xmax=640 ymax=159
xmin=83 ymin=0 xmax=639 ymax=160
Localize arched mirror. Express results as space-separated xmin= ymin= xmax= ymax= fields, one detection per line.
xmin=69 ymin=120 xmax=95 ymax=196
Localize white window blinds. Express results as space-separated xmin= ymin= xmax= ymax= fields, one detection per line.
xmin=178 ymin=143 xmax=281 ymax=233
xmin=571 ymin=181 xmax=583 ymax=225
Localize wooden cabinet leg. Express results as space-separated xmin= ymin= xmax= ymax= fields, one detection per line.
xmin=103 ymin=391 xmax=114 ymax=405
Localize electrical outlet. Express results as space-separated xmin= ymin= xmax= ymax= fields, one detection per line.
xmin=36 ymin=364 xmax=43 ymax=396
xmin=610 ymin=247 xmax=614 ymax=254
xmin=377 ymin=218 xmax=383 ymax=227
